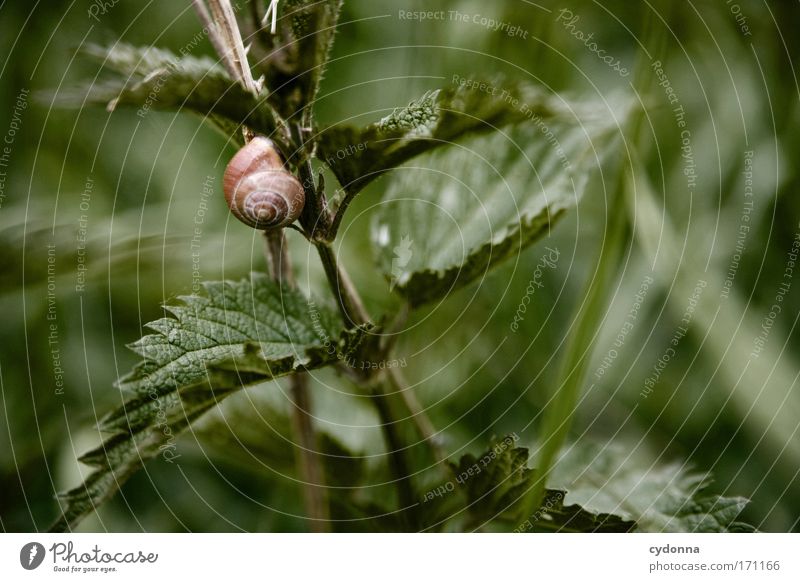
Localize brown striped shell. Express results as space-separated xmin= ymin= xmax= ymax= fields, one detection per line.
xmin=223 ymin=137 xmax=304 ymax=230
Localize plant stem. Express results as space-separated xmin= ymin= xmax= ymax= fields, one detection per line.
xmin=386 ymin=367 xmax=446 ymax=466
xmin=195 ymin=1 xmax=330 ymax=531
xmin=518 ymin=6 xmax=659 ymax=526
xmin=264 ymin=229 xmax=294 ymax=284
xmin=264 ymin=231 xmax=330 ymax=532
xmin=315 ymin=239 xmax=430 ymax=526
xmin=285 ymin=116 xmax=429 ymax=526
xmin=520 ymin=164 xmax=629 ymax=522
xmin=288 ymin=106 xmax=435 ymax=527
xmin=367 ymin=375 xmax=420 ymax=530
xmin=378 ymin=304 xmax=447 ymax=467
xmin=289 ymin=124 xmax=331 ymax=239
xmin=315 ymin=241 xmax=370 ymax=326
xmin=287 ymin=371 xmax=330 ymax=532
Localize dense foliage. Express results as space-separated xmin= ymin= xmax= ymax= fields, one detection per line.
xmin=1 ymin=0 xmax=797 ymax=532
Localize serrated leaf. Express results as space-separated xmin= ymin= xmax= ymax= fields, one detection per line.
xmin=50 ymin=273 xmax=370 ymax=532
xmin=531 ymin=491 xmax=637 ymax=533
xmin=50 ymin=404 xmax=212 ymax=533
xmin=450 ymin=438 xmax=635 ymax=532
xmin=416 ymin=438 xmax=634 ymax=532
xmin=372 ymin=116 xmax=617 ymax=306
xmin=317 ymin=78 xmax=566 ymax=196
xmin=317 ymin=79 xmax=564 ymax=195
xmin=672 ymin=495 xmax=754 ymax=533
xmin=550 ymin=443 xmax=755 ymax=532
xmin=55 ymin=43 xmax=278 ymax=136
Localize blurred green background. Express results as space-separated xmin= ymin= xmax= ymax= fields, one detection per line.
xmin=1 ymin=0 xmax=798 ymax=532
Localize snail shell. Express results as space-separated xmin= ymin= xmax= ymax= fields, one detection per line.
xmin=223 ymin=136 xmax=305 ymax=230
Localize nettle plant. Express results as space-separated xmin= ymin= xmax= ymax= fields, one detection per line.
xmin=52 ymin=1 xmax=754 ymax=532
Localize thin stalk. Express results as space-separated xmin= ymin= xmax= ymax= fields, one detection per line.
xmin=314 ymin=239 xmax=428 ymax=524
xmin=328 ymin=191 xmax=357 ymax=242
xmin=367 ymin=375 xmax=420 ymax=530
xmin=380 ymin=303 xmax=447 ymax=465
xmin=520 ymin=165 xmax=629 ymax=521
xmin=264 ymin=229 xmax=294 ymax=284
xmin=288 ymin=108 xmax=426 ymax=526
xmin=287 ymin=371 xmax=330 ymax=532
xmin=195 ymin=0 xmax=330 ymax=531
xmin=191 ymin=0 xmax=240 ymax=82
xmin=264 ymin=231 xmax=330 ymax=532
xmin=519 ymin=7 xmax=659 ymax=523
xmin=386 ymin=367 xmax=446 ymax=466
xmin=315 ymin=241 xmax=370 ymax=326
xmin=206 ymin=0 xmax=259 ymax=93
xmin=193 ymin=0 xmax=258 ymax=95
xmin=290 ymin=124 xmax=331 ymax=239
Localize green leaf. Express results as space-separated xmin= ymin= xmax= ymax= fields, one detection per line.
xmin=417 ymin=438 xmax=635 ymax=532
xmin=526 ymin=490 xmax=637 ymax=533
xmin=550 ymin=443 xmax=755 ymax=532
xmin=317 ymin=78 xmax=564 ymax=197
xmin=56 ymin=43 xmax=278 ymax=137
xmin=451 ymin=438 xmax=635 ymax=532
xmin=50 ymin=273 xmax=370 ymax=532
xmin=49 ymin=403 xmax=214 ymax=534
xmin=372 ymin=116 xmax=617 ymax=306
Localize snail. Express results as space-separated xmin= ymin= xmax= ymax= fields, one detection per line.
xmin=223 ymin=136 xmax=305 ymax=230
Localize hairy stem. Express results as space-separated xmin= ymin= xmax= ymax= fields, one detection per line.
xmin=288 ymin=105 xmax=435 ymax=525
xmin=315 ymin=242 xmax=370 ymax=326
xmin=285 ymin=116 xmax=427 ymax=526
xmin=264 ymin=231 xmax=330 ymax=532
xmin=315 ymin=239 xmax=429 ymax=522
xmin=290 ymin=124 xmax=332 ymax=239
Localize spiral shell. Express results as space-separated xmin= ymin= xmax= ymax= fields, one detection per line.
xmin=223 ymin=137 xmax=305 ymax=230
